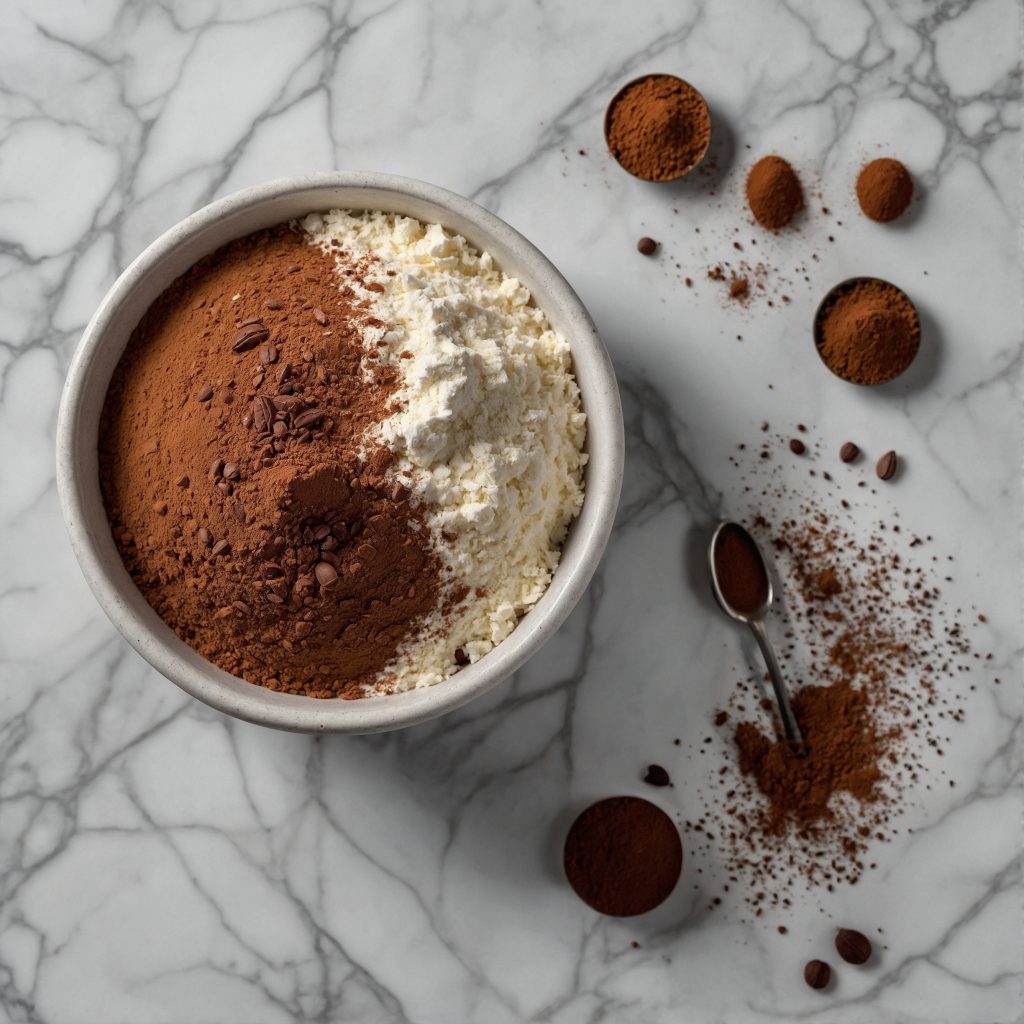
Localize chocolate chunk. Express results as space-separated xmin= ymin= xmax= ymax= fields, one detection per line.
xmin=789 ymin=438 xmax=806 ymax=455
xmin=840 ymin=441 xmax=860 ymax=463
xmin=835 ymin=928 xmax=872 ymax=965
xmin=876 ymin=450 xmax=898 ymax=481
xmin=804 ymin=960 xmax=831 ymax=989
xmin=637 ymin=236 xmax=658 ymax=256
xmin=454 ymin=647 xmax=469 ymax=666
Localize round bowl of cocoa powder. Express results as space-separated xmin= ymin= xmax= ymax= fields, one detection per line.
xmin=813 ymin=276 xmax=921 ymax=385
xmin=56 ymin=172 xmax=624 ymax=734
xmin=604 ymin=73 xmax=711 ymax=182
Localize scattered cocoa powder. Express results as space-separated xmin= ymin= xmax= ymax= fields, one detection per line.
xmin=856 ymin=158 xmax=913 ymax=222
xmin=684 ymin=437 xmax=979 ymax=910
xmin=816 ymin=278 xmax=920 ymax=385
xmin=605 ymin=74 xmax=711 ymax=181
xmin=100 ymin=225 xmax=446 ymax=698
xmin=746 ymin=156 xmax=804 ymax=229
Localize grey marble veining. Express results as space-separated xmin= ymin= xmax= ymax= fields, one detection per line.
xmin=1 ymin=0 xmax=1021 ymax=1021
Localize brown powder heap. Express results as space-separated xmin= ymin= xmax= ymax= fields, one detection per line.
xmin=734 ymin=679 xmax=892 ymax=837
xmin=99 ymin=225 xmax=445 ymax=698
xmin=856 ymin=158 xmax=913 ymax=222
xmin=816 ymin=278 xmax=920 ymax=385
xmin=564 ymin=797 xmax=683 ymax=916
xmin=605 ymin=74 xmax=711 ymax=181
xmin=746 ymin=156 xmax=803 ymax=229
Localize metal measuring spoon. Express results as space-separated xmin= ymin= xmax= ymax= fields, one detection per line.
xmin=708 ymin=521 xmax=804 ymax=747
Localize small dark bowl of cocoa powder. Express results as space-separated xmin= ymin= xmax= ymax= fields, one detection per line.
xmin=813 ymin=276 xmax=921 ymax=386
xmin=604 ymin=73 xmax=712 ymax=182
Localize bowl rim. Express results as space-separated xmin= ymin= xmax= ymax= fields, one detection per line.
xmin=56 ymin=171 xmax=624 ymax=734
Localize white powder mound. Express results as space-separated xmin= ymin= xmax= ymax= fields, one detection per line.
xmin=302 ymin=210 xmax=587 ymax=690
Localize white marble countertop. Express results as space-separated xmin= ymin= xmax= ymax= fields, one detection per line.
xmin=1 ymin=1 xmax=1021 ymax=1021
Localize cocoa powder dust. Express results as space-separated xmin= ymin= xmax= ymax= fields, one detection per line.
xmin=683 ymin=433 xmax=980 ymax=913
xmin=100 ymin=225 xmax=449 ymax=698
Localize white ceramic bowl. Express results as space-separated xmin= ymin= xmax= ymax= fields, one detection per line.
xmin=56 ymin=173 xmax=624 ymax=733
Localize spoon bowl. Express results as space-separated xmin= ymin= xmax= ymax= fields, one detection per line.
xmin=709 ymin=521 xmax=803 ymax=747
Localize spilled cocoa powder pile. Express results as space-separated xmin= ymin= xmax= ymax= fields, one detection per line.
xmin=746 ymin=156 xmax=804 ymax=230
xmin=99 ymin=225 xmax=446 ymax=698
xmin=856 ymin=158 xmax=913 ymax=223
xmin=683 ymin=430 xmax=981 ymax=914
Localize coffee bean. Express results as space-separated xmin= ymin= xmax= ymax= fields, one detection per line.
xmin=265 ymin=300 xmax=283 ymax=310
xmin=840 ymin=441 xmax=860 ymax=463
xmin=314 ymin=562 xmax=338 ymax=588
xmin=197 ymin=527 xmax=213 ymax=547
xmin=253 ymin=396 xmax=276 ymax=433
xmin=789 ymin=438 xmax=806 ymax=455
xmin=266 ymin=592 xmax=284 ymax=605
xmin=313 ymin=308 xmax=327 ymax=325
xmin=231 ymin=600 xmax=250 ymax=615
xmin=222 ymin=462 xmax=239 ymax=481
xmin=276 ymin=362 xmax=291 ymax=384
xmin=209 ymin=459 xmax=224 ymax=480
xmin=804 ymin=960 xmax=831 ymax=990
xmin=210 ymin=539 xmax=231 ymax=557
xmin=196 ymin=386 xmax=214 ymax=403
xmin=643 ymin=764 xmax=671 ymax=787
xmin=232 ymin=502 xmax=245 ymax=523
xmin=216 ymin=481 xmax=233 ymax=496
xmin=287 ymin=264 xmax=301 ymax=273
xmin=637 ymin=236 xmax=658 ymax=256
xmin=231 ymin=323 xmax=269 ymax=352
xmin=259 ymin=343 xmax=278 ymax=365
xmin=313 ymin=525 xmax=331 ymax=541
xmin=876 ymin=450 xmax=898 ymax=481
xmin=272 ymin=420 xmax=288 ymax=437
xmin=293 ymin=407 xmax=325 ymax=429
xmin=835 ymin=928 xmax=872 ymax=965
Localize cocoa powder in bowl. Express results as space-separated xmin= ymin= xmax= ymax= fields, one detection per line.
xmin=604 ymin=74 xmax=711 ymax=182
xmin=564 ymin=797 xmax=683 ymax=916
xmin=814 ymin=277 xmax=921 ymax=385
xmin=99 ymin=225 xmax=445 ymax=698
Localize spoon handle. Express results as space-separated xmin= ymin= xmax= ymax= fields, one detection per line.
xmin=748 ymin=618 xmax=804 ymax=747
